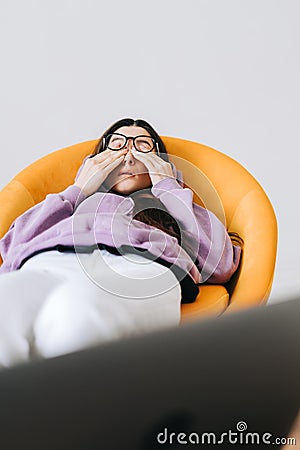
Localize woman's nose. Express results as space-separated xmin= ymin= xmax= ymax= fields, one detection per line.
xmin=124 ymin=138 xmax=134 ymax=152
xmin=122 ymin=147 xmax=135 ymax=164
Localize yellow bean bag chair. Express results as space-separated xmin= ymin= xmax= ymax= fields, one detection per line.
xmin=0 ymin=137 xmax=277 ymax=322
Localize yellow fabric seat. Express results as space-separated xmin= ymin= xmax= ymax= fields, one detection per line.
xmin=181 ymin=285 xmax=229 ymax=321
xmin=0 ymin=137 xmax=278 ymax=321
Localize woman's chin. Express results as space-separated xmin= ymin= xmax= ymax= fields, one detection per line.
xmin=111 ymin=176 xmax=152 ymax=195
xmin=111 ymin=180 xmax=139 ymax=195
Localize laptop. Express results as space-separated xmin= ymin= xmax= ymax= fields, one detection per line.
xmin=0 ymin=297 xmax=299 ymax=449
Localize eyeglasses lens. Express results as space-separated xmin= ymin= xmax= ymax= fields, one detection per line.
xmin=106 ymin=134 xmax=154 ymax=153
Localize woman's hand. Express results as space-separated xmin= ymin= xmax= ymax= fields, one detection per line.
xmin=75 ymin=149 xmax=127 ymax=196
xmin=132 ymin=151 xmax=175 ymax=186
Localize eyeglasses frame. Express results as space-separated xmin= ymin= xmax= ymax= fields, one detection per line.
xmin=103 ymin=132 xmax=160 ymax=155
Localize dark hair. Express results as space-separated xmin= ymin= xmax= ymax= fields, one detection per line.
xmin=92 ymin=117 xmax=169 ymax=162
xmin=132 ymin=191 xmax=182 ymax=244
xmin=228 ymin=231 xmax=244 ymax=249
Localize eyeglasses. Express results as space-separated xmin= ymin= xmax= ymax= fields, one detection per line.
xmin=104 ymin=133 xmax=158 ymax=153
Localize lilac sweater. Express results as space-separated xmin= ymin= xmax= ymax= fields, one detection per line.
xmin=0 ymin=176 xmax=241 ymax=287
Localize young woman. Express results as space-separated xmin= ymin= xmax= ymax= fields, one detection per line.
xmin=0 ymin=118 xmax=242 ymax=368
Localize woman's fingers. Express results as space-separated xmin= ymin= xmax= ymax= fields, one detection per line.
xmin=75 ymin=151 xmax=126 ymax=196
xmin=132 ymin=151 xmax=175 ymax=185
xmin=90 ymin=150 xmax=126 ymax=173
xmin=131 ymin=151 xmax=157 ymax=169
xmin=132 ymin=150 xmax=165 ymax=166
xmin=102 ymin=153 xmax=125 ymax=173
xmin=133 ymin=151 xmax=173 ymax=175
xmin=92 ymin=149 xmax=126 ymax=164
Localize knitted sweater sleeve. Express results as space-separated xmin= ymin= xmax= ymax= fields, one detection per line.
xmin=151 ymin=177 xmax=241 ymax=284
xmin=0 ymin=185 xmax=86 ymax=261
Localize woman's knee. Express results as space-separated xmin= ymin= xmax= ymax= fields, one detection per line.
xmin=0 ymin=331 xmax=31 ymax=369
xmin=0 ymin=270 xmax=54 ymax=368
xmin=33 ymin=281 xmax=135 ymax=358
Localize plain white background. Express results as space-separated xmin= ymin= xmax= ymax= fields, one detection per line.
xmin=0 ymin=0 xmax=299 ymax=302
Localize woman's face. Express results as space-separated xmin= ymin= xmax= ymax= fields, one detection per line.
xmin=103 ymin=125 xmax=156 ymax=195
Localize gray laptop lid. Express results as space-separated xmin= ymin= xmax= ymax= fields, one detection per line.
xmin=0 ymin=297 xmax=299 ymax=449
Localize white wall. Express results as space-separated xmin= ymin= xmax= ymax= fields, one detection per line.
xmin=0 ymin=0 xmax=299 ymax=302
